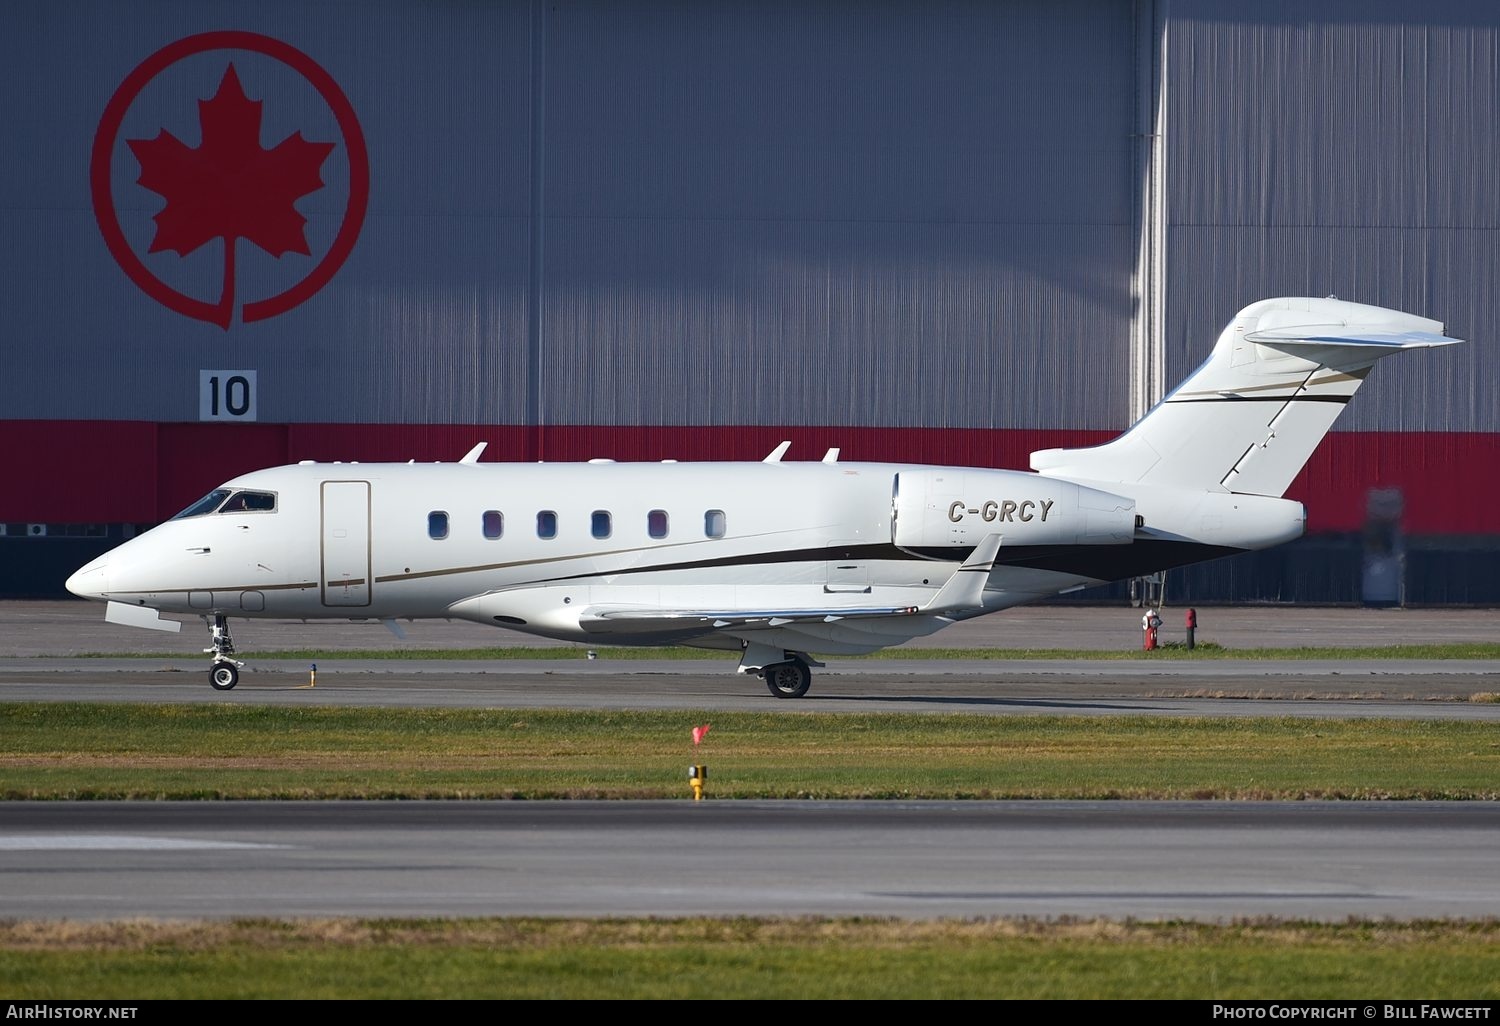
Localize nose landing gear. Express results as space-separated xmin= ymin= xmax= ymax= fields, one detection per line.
xmin=204 ymin=613 xmax=244 ymax=691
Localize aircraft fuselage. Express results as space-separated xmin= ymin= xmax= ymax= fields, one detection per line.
xmin=69 ymin=458 xmax=1302 ymax=654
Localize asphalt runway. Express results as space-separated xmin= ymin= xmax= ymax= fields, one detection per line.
xmin=3 ymin=600 xmax=1499 ymax=922
xmin=5 ymin=660 xmax=1500 ymax=719
xmin=5 ymin=800 xmax=1500 ymax=923
xmin=3 ymin=599 xmax=1498 ymax=718
xmin=8 ymin=598 xmax=1500 ymax=655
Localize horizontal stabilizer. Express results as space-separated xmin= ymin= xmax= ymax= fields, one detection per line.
xmin=1243 ymin=329 xmax=1459 ymax=349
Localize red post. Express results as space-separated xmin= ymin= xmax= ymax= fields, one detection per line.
xmin=1185 ymin=608 xmax=1197 ymax=650
xmin=1142 ymin=609 xmax=1160 ymax=650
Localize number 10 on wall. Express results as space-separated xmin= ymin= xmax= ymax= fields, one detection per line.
xmin=200 ymin=370 xmax=258 ymax=421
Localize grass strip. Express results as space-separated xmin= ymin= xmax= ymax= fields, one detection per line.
xmin=2 ymin=918 xmax=1498 ymax=999
xmin=3 ymin=702 xmax=1497 ymax=800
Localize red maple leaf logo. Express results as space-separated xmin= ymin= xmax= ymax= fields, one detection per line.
xmin=127 ymin=64 xmax=335 ymax=329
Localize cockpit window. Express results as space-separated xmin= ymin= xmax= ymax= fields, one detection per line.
xmin=168 ymin=489 xmax=276 ymax=520
xmin=219 ymin=490 xmax=276 ymax=513
xmin=170 ymin=489 xmax=231 ymax=520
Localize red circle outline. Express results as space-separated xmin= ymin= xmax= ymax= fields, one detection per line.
xmin=91 ymin=31 xmax=369 ymax=327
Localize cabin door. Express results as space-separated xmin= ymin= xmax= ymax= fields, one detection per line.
xmin=321 ymin=480 xmax=372 ymax=607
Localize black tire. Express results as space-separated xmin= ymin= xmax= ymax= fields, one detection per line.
xmin=763 ymin=660 xmax=811 ymax=699
xmin=210 ymin=663 xmax=239 ymax=691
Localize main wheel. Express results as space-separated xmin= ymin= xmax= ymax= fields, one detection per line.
xmin=763 ymin=660 xmax=811 ymax=699
xmin=209 ymin=662 xmax=239 ymax=691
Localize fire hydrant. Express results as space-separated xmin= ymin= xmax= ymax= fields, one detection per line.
xmin=1185 ymin=608 xmax=1197 ymax=650
xmin=1142 ymin=608 xmax=1162 ymax=651
xmin=688 ymin=764 xmax=708 ymax=801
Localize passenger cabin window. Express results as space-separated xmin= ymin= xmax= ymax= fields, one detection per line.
xmin=482 ymin=510 xmax=503 ymax=539
xmin=537 ymin=511 xmax=557 ymax=539
xmin=705 ymin=509 xmax=726 ymax=538
xmin=171 ymin=489 xmax=231 ymax=520
xmin=428 ymin=511 xmax=449 ymax=540
xmin=648 ymin=509 xmax=669 ymax=539
xmin=591 ymin=510 xmax=611 ymax=539
xmin=219 ymin=490 xmax=276 ymax=513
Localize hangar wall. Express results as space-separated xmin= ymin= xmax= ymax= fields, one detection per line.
xmin=1 ymin=0 xmax=1135 ymax=431
xmin=1152 ymin=0 xmax=1500 ymax=602
xmin=1 ymin=0 xmax=1494 ymax=603
xmin=1161 ymin=0 xmax=1499 ymax=440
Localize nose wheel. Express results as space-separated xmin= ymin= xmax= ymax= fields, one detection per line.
xmin=210 ymin=661 xmax=240 ymax=690
xmin=204 ymin=614 xmax=244 ymax=691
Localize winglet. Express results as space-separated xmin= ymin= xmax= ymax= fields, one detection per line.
xmin=763 ymin=441 xmax=791 ymax=463
xmin=460 ymin=443 xmax=487 ymax=464
xmin=924 ymin=534 xmax=1001 ymax=613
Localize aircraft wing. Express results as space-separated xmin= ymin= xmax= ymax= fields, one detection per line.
xmin=575 ymin=534 xmax=1002 ymax=636
xmin=450 ymin=534 xmax=1003 ymax=652
xmin=578 ymin=604 xmax=927 ymax=632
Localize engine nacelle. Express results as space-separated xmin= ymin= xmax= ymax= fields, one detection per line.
xmin=892 ymin=469 xmax=1137 ymax=549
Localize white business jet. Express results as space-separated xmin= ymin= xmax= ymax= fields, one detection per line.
xmin=67 ymin=297 xmax=1459 ymax=698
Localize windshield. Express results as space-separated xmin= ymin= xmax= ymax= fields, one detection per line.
xmin=219 ymin=490 xmax=276 ymax=513
xmin=170 ymin=489 xmax=231 ymax=520
xmin=168 ymin=488 xmax=277 ymax=520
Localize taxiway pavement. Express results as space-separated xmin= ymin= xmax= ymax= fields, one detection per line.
xmin=4 ymin=600 xmax=1498 ymax=923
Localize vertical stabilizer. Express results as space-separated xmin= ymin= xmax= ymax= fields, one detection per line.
xmin=1029 ymin=297 xmax=1461 ymax=496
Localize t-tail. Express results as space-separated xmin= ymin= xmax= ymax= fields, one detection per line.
xmin=1029 ymin=297 xmax=1462 ymax=496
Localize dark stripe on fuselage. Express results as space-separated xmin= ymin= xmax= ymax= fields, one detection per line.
xmin=450 ymin=540 xmax=1246 ymax=588
xmin=168 ymin=540 xmax=1247 ymax=596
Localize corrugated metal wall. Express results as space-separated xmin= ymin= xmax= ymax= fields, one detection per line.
xmin=540 ymin=1 xmax=1134 ymax=429
xmin=1160 ymin=0 xmax=1494 ymax=433
xmin=3 ymin=0 xmax=1497 ymax=603
xmin=1 ymin=0 xmax=1135 ymax=431
xmin=3 ymin=0 xmax=536 ymax=425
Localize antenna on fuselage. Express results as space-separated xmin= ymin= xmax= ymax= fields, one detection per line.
xmin=459 ymin=442 xmax=487 ymax=464
xmin=763 ymin=441 xmax=791 ymax=463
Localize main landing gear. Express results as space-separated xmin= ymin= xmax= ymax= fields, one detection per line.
xmin=736 ymin=642 xmax=826 ymax=700
xmin=762 ymin=659 xmax=813 ymax=699
xmin=204 ymin=613 xmax=244 ymax=691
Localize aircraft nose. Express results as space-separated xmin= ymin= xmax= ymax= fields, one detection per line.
xmin=66 ymin=556 xmax=108 ymax=601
